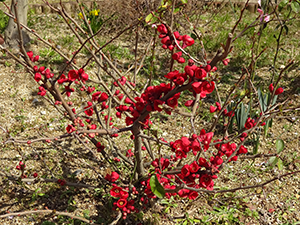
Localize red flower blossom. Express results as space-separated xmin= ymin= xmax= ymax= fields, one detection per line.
xmin=184 ymin=100 xmax=194 ymax=107
xmin=189 ymin=161 xmax=199 ymax=173
xmin=157 ymin=24 xmax=168 ymax=34
xmin=269 ymin=83 xmax=274 ymax=93
xmin=105 ymin=171 xmax=119 ymax=183
xmin=66 ymin=124 xmax=75 ymax=133
xmin=34 ymin=73 xmax=42 ymax=82
xmin=110 ymin=186 xmax=123 ymax=198
xmin=194 ymin=67 xmax=207 ymax=80
xmin=181 ymin=165 xmax=190 ymax=177
xmin=275 ymin=87 xmax=283 ymax=95
xmin=116 ymin=199 xmax=127 ymax=208
xmin=84 ymin=102 xmax=94 ymax=116
xmin=167 ymin=97 xmax=178 ymax=108
xmin=199 ymin=174 xmax=213 ymax=189
xmin=92 ymin=91 xmax=101 ymax=101
xmin=188 ymin=191 xmax=198 ymax=200
xmin=68 ymin=70 xmax=79 ymax=81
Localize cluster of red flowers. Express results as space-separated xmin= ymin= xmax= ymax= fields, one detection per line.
xmin=170 ymin=129 xmax=214 ymax=159
xmin=16 ymin=161 xmax=26 ymax=171
xmin=57 ymin=179 xmax=66 ymax=186
xmin=57 ymin=69 xmax=89 ymax=84
xmin=269 ymin=83 xmax=284 ymax=95
xmin=96 ymin=142 xmax=105 ymax=152
xmin=27 ymin=51 xmax=39 ymax=62
xmin=157 ymin=24 xmax=194 ymax=64
xmin=110 ymin=184 xmax=139 ymax=220
xmin=124 ymin=82 xmax=179 ymax=130
xmin=105 ymin=171 xmax=119 ymax=183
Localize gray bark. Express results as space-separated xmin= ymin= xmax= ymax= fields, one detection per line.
xmin=4 ymin=0 xmax=30 ymax=48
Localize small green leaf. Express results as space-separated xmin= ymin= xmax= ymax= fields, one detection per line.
xmin=150 ymin=174 xmax=165 ymax=199
xmin=174 ymin=7 xmax=180 ymax=13
xmin=253 ymin=134 xmax=260 ymax=154
xmin=145 ymin=13 xmax=154 ymax=23
xmin=181 ymin=0 xmax=188 ymax=3
xmin=38 ymin=193 xmax=45 ymax=196
xmin=278 ymin=0 xmax=289 ymax=11
xmin=276 ymin=139 xmax=284 ymax=153
xmin=268 ymin=156 xmax=278 ymax=167
xmin=41 ymin=222 xmax=56 ymax=225
xmin=291 ymin=1 xmax=300 ymax=12
xmin=277 ymin=158 xmax=283 ymax=170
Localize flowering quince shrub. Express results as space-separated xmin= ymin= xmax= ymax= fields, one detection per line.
xmin=1 ymin=0 xmax=299 ymax=223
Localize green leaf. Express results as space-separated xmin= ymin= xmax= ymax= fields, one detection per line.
xmin=291 ymin=1 xmax=300 ymax=12
xmin=174 ymin=7 xmax=181 ymax=13
xmin=145 ymin=13 xmax=154 ymax=23
xmin=278 ymin=0 xmax=289 ymax=11
xmin=41 ymin=222 xmax=56 ymax=225
xmin=181 ymin=0 xmax=188 ymax=3
xmin=277 ymin=158 xmax=283 ymax=170
xmin=276 ymin=139 xmax=284 ymax=153
xmin=268 ymin=156 xmax=278 ymax=167
xmin=150 ymin=174 xmax=165 ymax=199
xmin=253 ymin=134 xmax=260 ymax=154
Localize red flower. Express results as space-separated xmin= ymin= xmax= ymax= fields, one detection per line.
xmin=116 ymin=199 xmax=127 ymax=208
xmin=199 ymin=129 xmax=214 ymax=151
xmin=178 ymin=189 xmax=190 ymax=198
xmin=199 ymin=174 xmax=213 ymax=188
xmin=210 ymin=105 xmax=217 ymax=113
xmin=177 ymin=57 xmax=185 ymax=64
xmin=184 ymin=100 xmax=194 ymax=107
xmin=58 ymin=74 xmax=67 ymax=84
xmin=181 ymin=165 xmax=190 ymax=177
xmin=182 ymin=35 xmax=194 ymax=46
xmin=126 ymin=149 xmax=134 ymax=157
xmin=157 ymin=24 xmax=168 ymax=34
xmin=68 ymin=70 xmax=79 ymax=81
xmin=110 ymin=186 xmax=123 ymax=198
xmin=84 ymin=102 xmax=94 ymax=116
xmin=27 ymin=51 xmax=34 ymax=60
xmin=198 ymin=157 xmax=209 ymax=168
xmin=184 ymin=64 xmax=197 ymax=77
xmin=153 ymin=100 xmax=164 ymax=112
xmin=33 ymin=172 xmax=38 ymax=178
xmin=194 ymin=67 xmax=207 ymax=80
xmin=87 ymin=86 xmax=95 ymax=94
xmin=80 ymin=72 xmax=89 ymax=83
xmin=189 ymin=161 xmax=199 ymax=173
xmin=65 ymin=86 xmax=75 ymax=97
xmin=238 ymin=145 xmax=248 ymax=155
xmin=98 ymin=92 xmax=108 ymax=102
xmin=269 ymin=83 xmax=274 ymax=93
xmin=66 ymin=124 xmax=75 ymax=133
xmin=167 ymin=97 xmax=178 ymax=108
xmin=33 ymin=55 xmax=40 ymax=62
xmin=105 ymin=171 xmax=119 ymax=182
xmin=188 ymin=191 xmax=198 ymax=200
xmin=92 ymin=91 xmax=101 ymax=101
xmin=245 ymin=118 xmax=255 ymax=129
xmin=172 ymin=52 xmax=182 ymax=61
xmin=34 ymin=73 xmax=42 ymax=82
xmin=275 ymin=87 xmax=283 ymax=95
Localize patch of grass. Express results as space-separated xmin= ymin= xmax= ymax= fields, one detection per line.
xmin=0 ymin=10 xmax=9 ymax=33
xmin=39 ymin=47 xmax=65 ymax=64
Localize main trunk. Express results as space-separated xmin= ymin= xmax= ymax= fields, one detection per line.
xmin=4 ymin=0 xmax=30 ymax=48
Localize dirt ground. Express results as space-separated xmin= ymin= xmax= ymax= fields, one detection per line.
xmin=1 ymin=3 xmax=300 ymax=225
